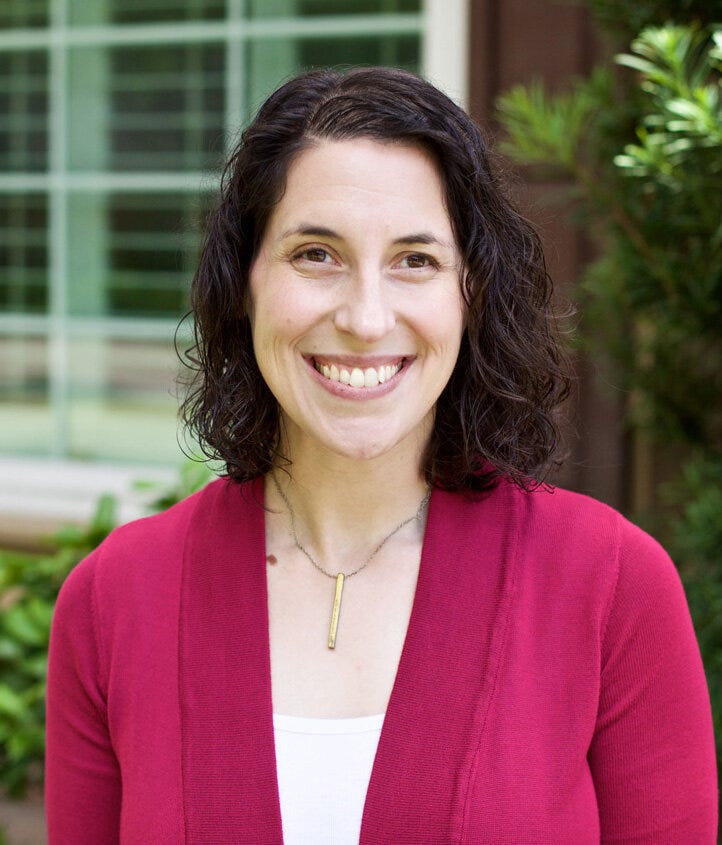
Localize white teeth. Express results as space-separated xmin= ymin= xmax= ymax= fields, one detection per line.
xmin=315 ymin=360 xmax=402 ymax=388
xmin=364 ymin=368 xmax=379 ymax=388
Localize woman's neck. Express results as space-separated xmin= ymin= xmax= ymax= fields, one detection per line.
xmin=266 ymin=444 xmax=430 ymax=567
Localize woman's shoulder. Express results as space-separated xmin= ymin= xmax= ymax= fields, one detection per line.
xmin=55 ymin=476 xmax=259 ymax=616
xmin=443 ymin=479 xmax=680 ymax=609
xmin=89 ymin=476 xmax=227 ymax=562
xmin=499 ymin=479 xmax=669 ymax=560
xmin=439 ymin=478 xmax=670 ymax=564
xmin=499 ymin=480 xmax=683 ymax=618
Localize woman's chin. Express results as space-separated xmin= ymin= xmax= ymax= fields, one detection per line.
xmin=277 ymin=404 xmax=435 ymax=467
xmin=283 ymin=418 xmax=431 ymax=468
xmin=307 ymin=436 xmax=401 ymax=465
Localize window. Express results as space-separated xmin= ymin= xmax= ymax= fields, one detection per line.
xmin=0 ymin=0 xmax=467 ymax=466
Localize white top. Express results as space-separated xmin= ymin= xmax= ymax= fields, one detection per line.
xmin=273 ymin=713 xmax=385 ymax=845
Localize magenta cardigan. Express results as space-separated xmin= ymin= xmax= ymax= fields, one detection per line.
xmin=45 ymin=477 xmax=717 ymax=843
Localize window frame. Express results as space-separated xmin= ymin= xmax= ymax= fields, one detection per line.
xmin=0 ymin=0 xmax=470 ymax=469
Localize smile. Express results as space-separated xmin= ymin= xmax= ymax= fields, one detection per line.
xmin=313 ymin=359 xmax=404 ymax=388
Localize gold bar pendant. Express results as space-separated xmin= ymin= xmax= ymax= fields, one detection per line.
xmin=328 ymin=573 xmax=345 ymax=649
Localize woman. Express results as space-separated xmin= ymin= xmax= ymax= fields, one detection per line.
xmin=46 ymin=67 xmax=717 ymax=843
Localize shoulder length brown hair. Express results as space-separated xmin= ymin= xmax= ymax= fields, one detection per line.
xmin=181 ymin=66 xmax=571 ymax=492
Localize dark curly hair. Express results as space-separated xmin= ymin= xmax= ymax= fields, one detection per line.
xmin=181 ymin=66 xmax=571 ymax=492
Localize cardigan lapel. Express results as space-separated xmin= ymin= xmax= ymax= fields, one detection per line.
xmin=179 ymin=477 xmax=284 ymax=843
xmin=178 ymin=477 xmax=518 ymax=843
xmin=360 ymin=484 xmax=519 ymax=843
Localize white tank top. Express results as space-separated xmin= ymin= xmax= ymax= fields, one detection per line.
xmin=273 ymin=712 xmax=385 ymax=845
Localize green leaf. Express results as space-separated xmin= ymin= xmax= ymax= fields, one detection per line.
xmin=0 ymin=685 xmax=24 ymax=718
xmin=89 ymin=493 xmax=117 ymax=538
xmin=25 ymin=597 xmax=54 ymax=632
xmin=0 ymin=637 xmax=24 ymax=661
xmin=2 ymin=606 xmax=47 ymax=647
xmin=616 ymin=54 xmax=660 ymax=76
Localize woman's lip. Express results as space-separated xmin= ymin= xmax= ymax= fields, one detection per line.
xmin=304 ymin=355 xmax=411 ymax=398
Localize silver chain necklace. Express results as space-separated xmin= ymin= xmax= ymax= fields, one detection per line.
xmin=271 ymin=472 xmax=431 ymax=649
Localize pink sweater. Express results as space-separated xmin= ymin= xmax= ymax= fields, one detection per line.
xmin=45 ymin=477 xmax=717 ymax=843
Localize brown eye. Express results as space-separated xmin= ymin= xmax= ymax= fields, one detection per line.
xmin=399 ymin=253 xmax=436 ymax=269
xmin=298 ymin=247 xmax=331 ymax=263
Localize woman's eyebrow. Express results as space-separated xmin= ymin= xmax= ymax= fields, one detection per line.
xmin=392 ymin=232 xmax=452 ymax=248
xmin=280 ymin=224 xmax=339 ymax=240
xmin=281 ymin=224 xmax=451 ymax=249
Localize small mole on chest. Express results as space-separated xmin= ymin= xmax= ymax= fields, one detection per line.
xmin=266 ymin=554 xmax=278 ymax=565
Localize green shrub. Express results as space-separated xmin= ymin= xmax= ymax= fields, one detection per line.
xmin=0 ymin=459 xmax=216 ymax=796
xmin=0 ymin=495 xmax=116 ymax=796
xmin=667 ymin=457 xmax=722 ymax=749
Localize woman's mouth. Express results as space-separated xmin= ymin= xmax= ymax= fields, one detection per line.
xmin=312 ymin=358 xmax=404 ymax=389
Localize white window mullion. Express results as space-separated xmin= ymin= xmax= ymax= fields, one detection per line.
xmin=225 ymin=0 xmax=246 ymax=149
xmin=48 ymin=0 xmax=69 ymax=457
xmin=421 ymin=0 xmax=469 ymax=109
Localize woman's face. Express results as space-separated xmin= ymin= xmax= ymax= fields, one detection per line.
xmin=248 ymin=138 xmax=465 ymax=466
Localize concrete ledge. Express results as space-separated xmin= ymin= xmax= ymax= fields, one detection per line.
xmin=0 ymin=796 xmax=45 ymax=845
xmin=0 ymin=457 xmax=176 ymax=551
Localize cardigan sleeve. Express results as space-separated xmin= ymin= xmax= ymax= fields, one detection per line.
xmin=45 ymin=550 xmax=121 ymax=844
xmin=588 ymin=516 xmax=718 ymax=843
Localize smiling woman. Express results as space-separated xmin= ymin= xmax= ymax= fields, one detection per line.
xmin=44 ymin=68 xmax=717 ymax=844
xmin=182 ymin=69 xmax=575 ymax=497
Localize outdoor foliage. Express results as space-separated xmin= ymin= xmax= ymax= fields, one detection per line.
xmin=588 ymin=0 xmax=720 ymax=38
xmin=498 ymin=25 xmax=721 ymax=446
xmin=0 ymin=496 xmax=116 ymax=796
xmin=0 ymin=460 xmax=215 ymax=796
xmin=497 ymin=4 xmax=722 ymax=786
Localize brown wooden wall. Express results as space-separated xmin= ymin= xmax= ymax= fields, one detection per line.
xmin=467 ymin=0 xmax=628 ymax=509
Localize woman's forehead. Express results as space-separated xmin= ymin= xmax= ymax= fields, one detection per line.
xmin=265 ymin=138 xmax=454 ymax=244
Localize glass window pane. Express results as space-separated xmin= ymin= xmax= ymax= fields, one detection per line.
xmin=2 ymin=0 xmax=428 ymax=465
xmin=0 ymin=194 xmax=48 ymax=314
xmin=0 ymin=334 xmax=51 ymax=456
xmin=297 ymin=33 xmax=420 ymax=69
xmin=67 ymin=335 xmax=183 ymax=463
xmin=0 ymin=51 xmax=49 ymax=173
xmin=250 ymin=0 xmax=421 ymax=17
xmin=67 ymin=44 xmax=225 ymax=172
xmin=68 ymin=0 xmax=225 ymax=26
xmin=245 ymin=34 xmax=420 ymax=109
xmin=67 ymin=191 xmax=210 ymax=319
xmin=0 ymin=0 xmax=49 ymax=28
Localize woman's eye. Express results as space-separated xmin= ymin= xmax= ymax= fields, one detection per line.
xmin=295 ymin=247 xmax=332 ymax=264
xmin=399 ymin=253 xmax=436 ymax=270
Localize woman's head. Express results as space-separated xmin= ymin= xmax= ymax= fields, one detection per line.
xmin=247 ymin=137 xmax=466 ymax=469
xmin=182 ymin=66 xmax=571 ymax=491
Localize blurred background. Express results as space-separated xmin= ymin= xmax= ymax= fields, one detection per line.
xmin=1 ymin=0 xmax=720 ymax=841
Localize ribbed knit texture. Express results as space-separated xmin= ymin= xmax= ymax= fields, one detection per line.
xmin=45 ymin=477 xmax=717 ymax=843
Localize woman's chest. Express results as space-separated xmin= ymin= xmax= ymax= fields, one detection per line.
xmin=107 ymin=566 xmax=603 ymax=844
xmin=266 ymin=539 xmax=423 ymax=717
xmin=109 ymin=654 xmax=601 ymax=844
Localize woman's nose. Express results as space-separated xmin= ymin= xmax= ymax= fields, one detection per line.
xmin=333 ymin=272 xmax=396 ymax=343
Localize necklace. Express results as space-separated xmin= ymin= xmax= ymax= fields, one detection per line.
xmin=271 ymin=473 xmax=431 ymax=649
